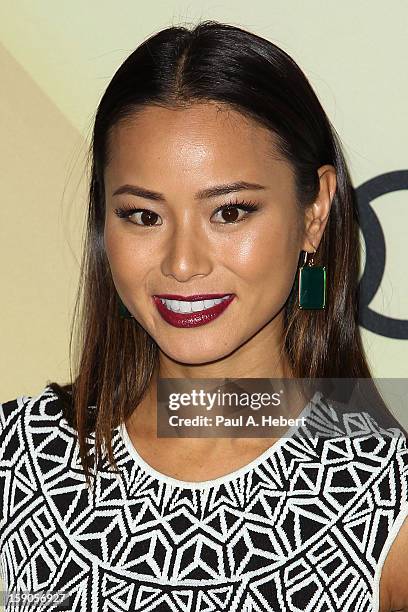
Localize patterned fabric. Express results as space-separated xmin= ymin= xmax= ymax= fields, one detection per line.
xmin=0 ymin=385 xmax=407 ymax=611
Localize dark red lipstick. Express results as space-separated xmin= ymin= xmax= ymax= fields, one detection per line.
xmin=152 ymin=294 xmax=235 ymax=328
xmin=155 ymin=293 xmax=231 ymax=301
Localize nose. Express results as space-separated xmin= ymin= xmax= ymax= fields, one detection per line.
xmin=160 ymin=223 xmax=213 ymax=282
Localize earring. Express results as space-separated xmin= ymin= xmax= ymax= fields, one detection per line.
xmin=118 ymin=296 xmax=134 ymax=319
xmin=298 ymin=248 xmax=326 ymax=309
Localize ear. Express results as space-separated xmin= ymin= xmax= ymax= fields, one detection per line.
xmin=301 ymin=165 xmax=337 ymax=252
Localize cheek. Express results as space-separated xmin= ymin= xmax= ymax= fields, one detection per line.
xmin=223 ymin=222 xmax=300 ymax=306
xmin=103 ymin=224 xmax=149 ymax=288
xmin=224 ymin=223 xmax=294 ymax=276
xmin=103 ymin=225 xmax=126 ymax=280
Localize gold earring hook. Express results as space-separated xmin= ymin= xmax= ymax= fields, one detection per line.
xmin=303 ymin=245 xmax=316 ymax=267
xmin=309 ymin=246 xmax=316 ymax=267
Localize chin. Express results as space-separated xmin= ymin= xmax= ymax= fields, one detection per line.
xmin=159 ymin=342 xmax=235 ymax=367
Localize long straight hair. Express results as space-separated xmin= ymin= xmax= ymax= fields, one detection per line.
xmin=48 ymin=19 xmax=404 ymax=488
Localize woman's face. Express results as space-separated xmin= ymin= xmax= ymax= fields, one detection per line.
xmin=104 ymin=103 xmax=310 ymax=367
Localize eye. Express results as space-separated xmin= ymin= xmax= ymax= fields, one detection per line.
xmin=211 ymin=199 xmax=259 ymax=224
xmin=114 ymin=208 xmax=162 ymax=226
xmin=113 ymin=198 xmax=260 ymax=227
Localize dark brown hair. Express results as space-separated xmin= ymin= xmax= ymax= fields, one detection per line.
xmin=48 ymin=19 xmax=405 ymax=488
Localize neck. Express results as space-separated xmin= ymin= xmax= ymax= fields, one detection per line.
xmin=126 ymin=349 xmax=303 ymax=447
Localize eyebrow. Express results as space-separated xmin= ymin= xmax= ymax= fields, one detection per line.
xmin=112 ymin=181 xmax=267 ymax=201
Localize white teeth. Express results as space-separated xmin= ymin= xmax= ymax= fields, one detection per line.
xmin=159 ymin=296 xmax=231 ymax=313
xmin=192 ymin=301 xmax=204 ymax=312
xmin=179 ymin=301 xmax=192 ymax=313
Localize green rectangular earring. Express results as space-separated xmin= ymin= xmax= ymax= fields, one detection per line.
xmin=118 ymin=296 xmax=134 ymax=319
xmin=298 ymin=249 xmax=326 ymax=310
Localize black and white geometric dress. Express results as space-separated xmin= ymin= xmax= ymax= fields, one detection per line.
xmin=0 ymin=385 xmax=407 ymax=611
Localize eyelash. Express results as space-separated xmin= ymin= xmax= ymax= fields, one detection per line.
xmin=113 ymin=198 xmax=260 ymax=227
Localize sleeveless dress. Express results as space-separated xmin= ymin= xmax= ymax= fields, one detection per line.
xmin=0 ymin=385 xmax=407 ymax=612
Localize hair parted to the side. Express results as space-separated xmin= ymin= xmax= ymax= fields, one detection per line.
xmin=47 ymin=19 xmax=404 ymax=489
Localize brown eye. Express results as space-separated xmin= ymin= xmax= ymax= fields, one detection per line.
xmin=137 ymin=210 xmax=160 ymax=226
xmin=221 ymin=207 xmax=240 ymax=223
xmin=115 ymin=200 xmax=259 ymax=227
xmin=114 ymin=207 xmax=163 ymax=226
xmin=211 ymin=202 xmax=259 ymax=224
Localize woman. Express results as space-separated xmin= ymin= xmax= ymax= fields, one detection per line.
xmin=1 ymin=19 xmax=407 ymax=612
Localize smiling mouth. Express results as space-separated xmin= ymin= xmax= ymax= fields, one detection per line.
xmin=152 ymin=294 xmax=235 ymax=328
xmin=154 ymin=295 xmax=233 ymax=313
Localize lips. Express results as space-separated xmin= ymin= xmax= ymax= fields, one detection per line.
xmin=152 ymin=294 xmax=235 ymax=328
xmin=155 ymin=293 xmax=232 ymax=301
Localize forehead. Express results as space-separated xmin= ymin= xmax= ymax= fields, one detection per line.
xmin=104 ymin=103 xmax=288 ymax=181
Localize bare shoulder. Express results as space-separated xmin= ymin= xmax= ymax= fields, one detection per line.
xmin=380 ymin=513 xmax=408 ymax=611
